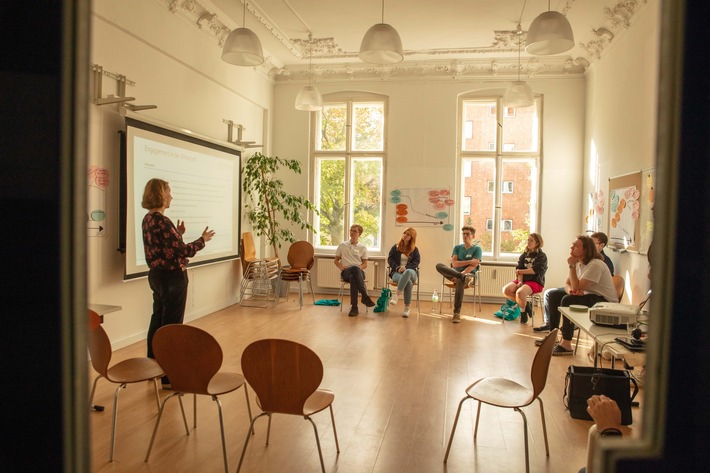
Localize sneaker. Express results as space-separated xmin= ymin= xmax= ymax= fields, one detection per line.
xmin=402 ymin=307 xmax=410 ymax=318
xmin=533 ymin=324 xmax=551 ymax=332
xmin=534 ymin=338 xmax=545 ymax=346
xmin=520 ymin=310 xmax=528 ymax=324
xmin=552 ymin=345 xmax=574 ymax=356
xmin=362 ymin=296 xmax=376 ymax=308
xmin=390 ymin=293 xmax=399 ymax=306
xmin=348 ymin=306 xmax=359 ymax=317
xmin=452 ymin=312 xmax=461 ymax=323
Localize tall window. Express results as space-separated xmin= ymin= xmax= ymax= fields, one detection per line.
xmin=460 ymin=98 xmax=541 ymax=259
xmin=313 ymin=95 xmax=385 ymax=251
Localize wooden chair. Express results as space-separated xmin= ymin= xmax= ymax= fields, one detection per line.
xmin=87 ymin=309 xmax=164 ymax=462
xmin=237 ymin=339 xmax=340 ymax=473
xmin=239 ymin=231 xmax=281 ymax=307
xmin=573 ymin=275 xmax=626 ymax=354
xmin=440 ymin=265 xmax=482 ymax=316
xmin=279 ymin=241 xmax=315 ymax=309
xmin=144 ymin=324 xmax=252 ymax=473
xmin=444 ymin=329 xmax=559 ymax=473
xmin=387 ymin=265 xmax=420 ymax=314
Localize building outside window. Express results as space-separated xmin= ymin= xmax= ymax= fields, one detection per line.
xmin=312 ymin=94 xmax=385 ymax=251
xmin=460 ymin=98 xmax=541 ymax=259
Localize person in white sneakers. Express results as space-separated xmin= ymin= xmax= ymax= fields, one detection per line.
xmin=435 ymin=226 xmax=482 ymax=323
xmin=387 ymin=227 xmax=421 ymax=318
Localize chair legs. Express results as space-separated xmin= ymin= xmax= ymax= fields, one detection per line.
xmin=443 ymin=395 xmax=473 ymax=462
xmin=444 ymin=396 xmax=550 ymax=473
xmin=237 ymin=406 xmax=340 ymax=473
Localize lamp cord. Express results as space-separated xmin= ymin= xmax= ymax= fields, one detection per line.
xmin=242 ymin=1 xmax=247 ymax=28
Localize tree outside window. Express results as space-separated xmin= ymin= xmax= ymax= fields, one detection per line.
xmin=313 ymin=96 xmax=385 ymax=251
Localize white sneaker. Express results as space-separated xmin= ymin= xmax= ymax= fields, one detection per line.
xmin=390 ymin=293 xmax=399 ymax=306
xmin=402 ymin=307 xmax=410 ymax=318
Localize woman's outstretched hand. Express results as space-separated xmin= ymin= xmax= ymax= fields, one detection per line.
xmin=202 ymin=227 xmax=216 ymax=242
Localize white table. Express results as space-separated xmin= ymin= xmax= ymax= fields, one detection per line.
xmin=559 ymin=306 xmax=636 ymax=368
xmin=88 ymin=303 xmax=122 ymax=323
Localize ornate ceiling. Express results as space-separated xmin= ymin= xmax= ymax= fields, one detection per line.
xmin=158 ymin=0 xmax=650 ymax=82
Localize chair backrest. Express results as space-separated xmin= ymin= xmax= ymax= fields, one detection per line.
xmin=612 ymin=275 xmax=625 ymax=301
xmin=529 ymin=329 xmax=559 ymax=399
xmin=152 ymin=324 xmax=224 ymax=395
xmin=87 ymin=309 xmax=111 ymax=378
xmin=242 ymin=232 xmax=257 ymax=261
xmin=241 ymin=339 xmax=323 ymax=416
xmin=287 ymin=241 xmax=315 ymax=270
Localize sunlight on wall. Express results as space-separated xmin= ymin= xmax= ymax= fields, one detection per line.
xmin=589 ymin=139 xmax=600 ymax=188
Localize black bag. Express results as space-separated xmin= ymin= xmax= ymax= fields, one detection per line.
xmin=563 ymin=365 xmax=639 ymax=425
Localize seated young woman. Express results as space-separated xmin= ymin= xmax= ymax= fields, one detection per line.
xmin=494 ymin=233 xmax=547 ymax=323
xmin=387 ymin=227 xmax=421 ymax=318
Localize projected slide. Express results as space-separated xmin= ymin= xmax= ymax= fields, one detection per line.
xmin=124 ymin=118 xmax=241 ymax=279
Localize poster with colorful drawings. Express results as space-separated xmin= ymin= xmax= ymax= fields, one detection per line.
xmin=88 ymin=165 xmax=109 ymax=237
xmin=608 ymin=171 xmax=642 ymax=251
xmin=390 ymin=188 xmax=455 ymax=231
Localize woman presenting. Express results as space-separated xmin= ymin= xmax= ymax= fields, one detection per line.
xmin=141 ymin=178 xmax=215 ymax=388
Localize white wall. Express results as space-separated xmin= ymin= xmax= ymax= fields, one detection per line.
xmin=273 ymin=78 xmax=587 ymax=294
xmin=88 ymin=0 xmax=658 ymax=349
xmin=583 ymin=0 xmax=659 ymax=303
xmin=89 ymin=0 xmax=274 ymax=348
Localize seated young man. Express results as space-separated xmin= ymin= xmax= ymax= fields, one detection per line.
xmin=435 ymin=226 xmax=482 ymax=324
xmin=591 ymin=231 xmax=614 ymax=275
xmin=335 ymin=224 xmax=375 ymax=316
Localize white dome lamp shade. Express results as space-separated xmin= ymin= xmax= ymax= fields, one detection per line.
xmin=525 ymin=6 xmax=574 ymax=56
xmin=221 ymin=1 xmax=264 ymax=66
xmin=504 ymin=24 xmax=534 ymax=109
xmin=295 ymin=34 xmax=323 ymax=111
xmin=359 ymin=1 xmax=403 ymax=64
xmin=295 ymin=86 xmax=323 ymax=111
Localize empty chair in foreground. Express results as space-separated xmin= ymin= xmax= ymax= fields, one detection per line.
xmin=87 ymin=309 xmax=164 ymax=462
xmin=237 ymin=338 xmax=340 ymax=473
xmin=444 ymin=329 xmax=559 ymax=473
xmin=144 ymin=324 xmax=252 ymax=473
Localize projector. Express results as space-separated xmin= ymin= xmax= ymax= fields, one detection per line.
xmin=589 ymin=302 xmax=640 ymax=328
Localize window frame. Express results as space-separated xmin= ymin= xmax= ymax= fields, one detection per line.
xmin=459 ymin=96 xmax=542 ymax=262
xmin=310 ymin=92 xmax=388 ymax=254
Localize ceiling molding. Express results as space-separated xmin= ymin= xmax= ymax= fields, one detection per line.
xmin=157 ymin=0 xmax=649 ymax=82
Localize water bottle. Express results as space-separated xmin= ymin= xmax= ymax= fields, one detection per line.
xmin=432 ymin=289 xmax=439 ymax=312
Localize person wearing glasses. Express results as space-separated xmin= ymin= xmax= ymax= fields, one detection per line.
xmin=435 ymin=226 xmax=482 ymax=323
xmin=335 ymin=224 xmax=376 ymax=316
xmin=387 ymin=227 xmax=421 ymax=318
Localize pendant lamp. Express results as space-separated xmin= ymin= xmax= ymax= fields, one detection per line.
xmin=359 ymin=0 xmax=403 ymax=64
xmin=504 ymin=24 xmax=534 ymax=108
xmin=525 ymin=0 xmax=574 ymax=55
xmin=295 ymin=35 xmax=323 ymax=111
xmin=221 ymin=1 xmax=264 ymax=66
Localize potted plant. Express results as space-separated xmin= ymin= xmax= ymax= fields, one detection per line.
xmin=242 ymin=152 xmax=318 ymax=259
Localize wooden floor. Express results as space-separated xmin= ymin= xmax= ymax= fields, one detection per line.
xmin=89 ymin=296 xmax=642 ymax=473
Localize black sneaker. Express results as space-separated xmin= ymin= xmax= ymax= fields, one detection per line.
xmin=533 ymin=324 xmax=551 ymax=332
xmin=348 ymin=306 xmax=359 ymax=317
xmin=520 ymin=301 xmax=532 ymax=324
xmin=362 ymin=296 xmax=376 ymax=308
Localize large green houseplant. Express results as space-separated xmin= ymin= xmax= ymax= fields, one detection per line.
xmin=242 ymin=152 xmax=318 ymax=258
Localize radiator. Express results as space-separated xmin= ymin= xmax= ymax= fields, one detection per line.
xmin=479 ymin=265 xmax=517 ymax=297
xmin=316 ymin=257 xmax=376 ymax=290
